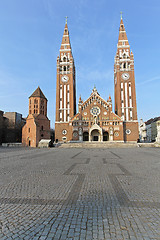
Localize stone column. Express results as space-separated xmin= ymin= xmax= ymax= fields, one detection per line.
xmin=79 ymin=127 xmax=83 ymax=142
xmin=109 ymin=127 xmax=113 ymax=141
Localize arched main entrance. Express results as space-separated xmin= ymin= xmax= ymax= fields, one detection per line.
xmin=89 ymin=123 xmax=103 ymax=142
xmin=91 ymin=129 xmax=100 ymax=141
xmin=83 ymin=132 xmax=89 ymax=141
xmin=103 ymin=131 xmax=109 ymax=141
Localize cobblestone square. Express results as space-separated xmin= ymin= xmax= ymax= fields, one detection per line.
xmin=0 ymin=147 xmax=160 ymax=239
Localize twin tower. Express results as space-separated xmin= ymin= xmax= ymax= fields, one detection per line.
xmin=55 ymin=17 xmax=138 ymax=142
xmin=23 ymin=16 xmax=139 ymax=147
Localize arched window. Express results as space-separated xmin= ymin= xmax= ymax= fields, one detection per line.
xmin=41 ymin=126 xmax=43 ymax=131
xmin=64 ymin=66 xmax=66 ymax=71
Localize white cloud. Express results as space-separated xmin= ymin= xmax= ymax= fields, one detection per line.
xmin=137 ymin=76 xmax=160 ymax=86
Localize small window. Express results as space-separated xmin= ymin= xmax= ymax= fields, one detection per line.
xmin=41 ymin=134 xmax=44 ymax=137
xmin=41 ymin=126 xmax=43 ymax=131
xmin=28 ymin=128 xmax=30 ymax=133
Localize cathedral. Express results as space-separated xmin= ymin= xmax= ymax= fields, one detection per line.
xmin=55 ymin=16 xmax=139 ymax=142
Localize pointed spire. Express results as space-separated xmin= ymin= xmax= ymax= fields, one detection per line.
xmin=118 ymin=17 xmax=128 ymax=41
xmin=29 ymin=86 xmax=47 ymax=99
xmin=108 ymin=94 xmax=112 ymax=102
xmin=60 ymin=17 xmax=72 ymax=52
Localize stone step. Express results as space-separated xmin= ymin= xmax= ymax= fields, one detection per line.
xmin=58 ymin=142 xmax=156 ymax=148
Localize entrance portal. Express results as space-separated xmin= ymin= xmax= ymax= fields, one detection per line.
xmin=93 ymin=136 xmax=98 ymax=141
xmin=91 ymin=129 xmax=100 ymax=141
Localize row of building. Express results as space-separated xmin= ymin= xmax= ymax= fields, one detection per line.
xmin=139 ymin=117 xmax=160 ymax=143
xmin=0 ymin=87 xmax=54 ymax=147
xmin=1 ymin=107 xmax=159 ymax=146
xmin=0 ymin=17 xmax=160 ymax=147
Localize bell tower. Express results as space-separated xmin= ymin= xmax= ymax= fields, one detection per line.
xmin=114 ymin=15 xmax=138 ymax=141
xmin=56 ymin=18 xmax=76 ymax=123
xmin=55 ymin=18 xmax=76 ymax=142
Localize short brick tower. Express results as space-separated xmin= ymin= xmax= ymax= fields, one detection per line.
xmin=55 ymin=18 xmax=76 ymax=141
xmin=22 ymin=87 xmax=50 ymax=147
xmin=114 ymin=15 xmax=139 ymax=141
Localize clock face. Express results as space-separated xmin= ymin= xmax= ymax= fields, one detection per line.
xmin=90 ymin=106 xmax=100 ymax=116
xmin=61 ymin=75 xmax=69 ymax=82
xmin=122 ymin=73 xmax=130 ymax=80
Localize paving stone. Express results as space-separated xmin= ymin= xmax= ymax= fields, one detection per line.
xmin=0 ymin=147 xmax=160 ymax=239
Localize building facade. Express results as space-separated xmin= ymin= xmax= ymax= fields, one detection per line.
xmin=145 ymin=117 xmax=160 ymax=142
xmin=0 ymin=110 xmax=25 ymax=144
xmin=55 ymin=17 xmax=139 ymax=142
xmin=22 ymin=87 xmax=50 ymax=147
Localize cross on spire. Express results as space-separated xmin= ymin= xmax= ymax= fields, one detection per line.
xmin=65 ymin=16 xmax=68 ymax=24
xmin=120 ymin=11 xmax=123 ymax=19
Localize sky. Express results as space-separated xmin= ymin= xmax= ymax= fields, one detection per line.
xmin=0 ymin=0 xmax=160 ymax=128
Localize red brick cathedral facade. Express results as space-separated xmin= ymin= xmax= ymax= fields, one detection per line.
xmin=55 ymin=17 xmax=139 ymax=142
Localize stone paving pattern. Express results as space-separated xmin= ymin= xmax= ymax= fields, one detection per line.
xmin=0 ymin=147 xmax=160 ymax=239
